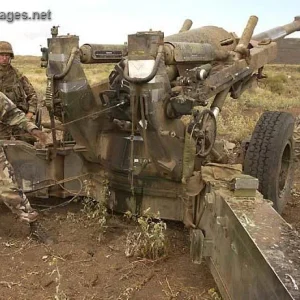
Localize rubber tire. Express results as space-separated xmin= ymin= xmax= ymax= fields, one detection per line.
xmin=243 ymin=111 xmax=295 ymax=213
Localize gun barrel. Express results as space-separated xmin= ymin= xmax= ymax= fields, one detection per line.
xmin=252 ymin=16 xmax=300 ymax=41
xmin=179 ymin=19 xmax=193 ymax=33
xmin=80 ymin=44 xmax=128 ymax=64
xmin=238 ymin=15 xmax=258 ymax=48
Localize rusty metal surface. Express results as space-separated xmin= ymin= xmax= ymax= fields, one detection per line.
xmin=167 ymin=42 xmax=216 ymax=62
xmin=238 ymin=16 xmax=258 ymax=48
xmin=37 ymin=16 xmax=298 ymax=187
xmin=197 ymin=187 xmax=298 ymax=299
xmin=179 ymin=19 xmax=193 ymax=33
xmin=166 ymin=26 xmax=237 ymax=53
xmin=80 ymin=44 xmax=127 ymax=64
xmin=228 ymin=195 xmax=300 ymax=299
xmin=253 ymin=16 xmax=300 ymax=41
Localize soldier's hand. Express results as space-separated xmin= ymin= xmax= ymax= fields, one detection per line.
xmin=26 ymin=112 xmax=34 ymax=120
xmin=31 ymin=129 xmax=47 ymax=145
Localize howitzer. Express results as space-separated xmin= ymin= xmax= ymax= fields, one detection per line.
xmin=4 ymin=16 xmax=300 ymax=299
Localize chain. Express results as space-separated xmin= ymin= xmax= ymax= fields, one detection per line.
xmin=130 ymin=92 xmax=135 ymax=196
xmin=0 ymin=101 xmax=125 ymax=142
xmin=29 ymin=174 xmax=88 ymax=192
xmin=61 ymin=104 xmax=66 ymax=149
xmin=38 ymin=176 xmax=84 ymax=212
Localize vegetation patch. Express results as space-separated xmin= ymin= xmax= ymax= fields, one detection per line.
xmin=125 ymin=208 xmax=167 ymax=260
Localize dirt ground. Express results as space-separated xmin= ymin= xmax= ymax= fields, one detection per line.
xmin=0 ymin=169 xmax=298 ymax=300
xmin=282 ymin=167 xmax=300 ymax=232
xmin=0 ymin=198 xmax=216 ymax=300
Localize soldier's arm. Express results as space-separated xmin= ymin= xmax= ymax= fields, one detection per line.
xmin=0 ymin=92 xmax=37 ymax=132
xmin=20 ymin=75 xmax=38 ymax=114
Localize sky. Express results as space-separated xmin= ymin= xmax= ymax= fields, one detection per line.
xmin=0 ymin=0 xmax=300 ymax=55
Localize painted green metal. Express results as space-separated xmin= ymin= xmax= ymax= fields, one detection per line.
xmin=194 ymin=184 xmax=299 ymax=299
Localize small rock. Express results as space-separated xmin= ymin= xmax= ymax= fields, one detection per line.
xmin=225 ymin=141 xmax=236 ymax=151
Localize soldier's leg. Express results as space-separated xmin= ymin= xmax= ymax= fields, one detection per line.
xmin=0 ymin=146 xmax=38 ymax=222
xmin=0 ymin=147 xmax=52 ymax=243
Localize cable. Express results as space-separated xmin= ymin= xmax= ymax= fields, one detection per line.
xmin=38 ymin=177 xmax=83 ymax=212
xmin=29 ymin=174 xmax=88 ymax=193
xmin=62 ymin=101 xmax=125 ymax=126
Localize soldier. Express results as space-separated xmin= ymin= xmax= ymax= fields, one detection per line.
xmin=0 ymin=91 xmax=50 ymax=243
xmin=0 ymin=41 xmax=38 ymax=141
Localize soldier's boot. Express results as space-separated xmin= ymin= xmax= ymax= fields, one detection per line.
xmin=30 ymin=221 xmax=54 ymax=245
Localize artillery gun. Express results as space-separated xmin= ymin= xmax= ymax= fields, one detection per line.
xmin=4 ymin=16 xmax=300 ymax=299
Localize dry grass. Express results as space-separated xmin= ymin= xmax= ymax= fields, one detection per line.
xmin=12 ymin=57 xmax=300 ymax=142
xmin=12 ymin=55 xmax=113 ymax=98
xmin=218 ymin=64 xmax=300 ymax=141
xmin=217 ymin=100 xmax=260 ymax=142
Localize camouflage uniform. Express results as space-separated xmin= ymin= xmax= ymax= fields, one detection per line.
xmin=0 ymin=65 xmax=38 ymax=115
xmin=0 ymin=91 xmax=38 ymax=222
xmin=0 ymin=41 xmax=38 ymax=141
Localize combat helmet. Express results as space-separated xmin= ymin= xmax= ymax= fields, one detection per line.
xmin=0 ymin=41 xmax=14 ymax=58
